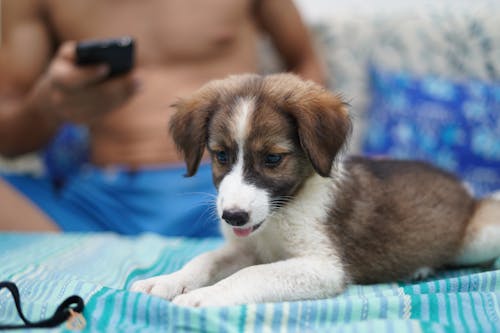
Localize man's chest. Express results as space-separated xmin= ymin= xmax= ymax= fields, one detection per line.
xmin=45 ymin=0 xmax=256 ymax=63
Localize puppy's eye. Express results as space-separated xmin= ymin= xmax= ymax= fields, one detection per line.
xmin=264 ymin=154 xmax=283 ymax=167
xmin=216 ymin=151 xmax=228 ymax=164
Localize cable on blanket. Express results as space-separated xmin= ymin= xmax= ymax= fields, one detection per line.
xmin=0 ymin=281 xmax=86 ymax=330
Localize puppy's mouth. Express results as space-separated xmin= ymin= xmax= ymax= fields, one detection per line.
xmin=232 ymin=221 xmax=264 ymax=237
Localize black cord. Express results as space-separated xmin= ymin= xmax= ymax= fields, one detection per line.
xmin=0 ymin=281 xmax=85 ymax=330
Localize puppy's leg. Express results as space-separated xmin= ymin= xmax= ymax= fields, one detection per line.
xmin=173 ymin=256 xmax=346 ymax=307
xmin=452 ymin=195 xmax=500 ymax=266
xmin=130 ymin=243 xmax=256 ymax=300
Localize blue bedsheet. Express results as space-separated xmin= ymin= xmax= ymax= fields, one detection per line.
xmin=1 ymin=233 xmax=500 ymax=332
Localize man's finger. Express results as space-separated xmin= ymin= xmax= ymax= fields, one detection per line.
xmin=50 ymin=59 xmax=109 ymax=90
xmin=57 ymin=41 xmax=77 ymax=61
xmin=98 ymin=74 xmax=140 ymax=107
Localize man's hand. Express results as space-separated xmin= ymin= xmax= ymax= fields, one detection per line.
xmin=31 ymin=41 xmax=139 ymax=125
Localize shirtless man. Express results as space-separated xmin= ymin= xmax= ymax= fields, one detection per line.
xmin=0 ymin=0 xmax=325 ymax=235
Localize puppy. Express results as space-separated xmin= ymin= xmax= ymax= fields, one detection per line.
xmin=131 ymin=74 xmax=500 ymax=307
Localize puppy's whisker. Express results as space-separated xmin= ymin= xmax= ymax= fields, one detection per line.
xmin=192 ymin=204 xmax=219 ymax=228
xmin=270 ymin=196 xmax=296 ymax=210
xmin=185 ymin=201 xmax=217 ymax=209
xmin=174 ymin=192 xmax=218 ymax=199
xmin=271 ymin=196 xmax=294 ymax=203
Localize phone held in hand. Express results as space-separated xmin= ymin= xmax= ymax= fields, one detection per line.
xmin=76 ymin=36 xmax=135 ymax=77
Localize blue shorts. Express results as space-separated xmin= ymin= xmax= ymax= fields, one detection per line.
xmin=2 ymin=163 xmax=221 ymax=237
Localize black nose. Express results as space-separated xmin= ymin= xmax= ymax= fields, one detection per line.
xmin=222 ymin=209 xmax=249 ymax=226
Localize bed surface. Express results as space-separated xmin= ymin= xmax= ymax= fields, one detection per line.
xmin=1 ymin=233 xmax=500 ymax=332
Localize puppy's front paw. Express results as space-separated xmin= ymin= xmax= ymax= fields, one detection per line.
xmin=172 ymin=286 xmax=231 ymax=307
xmin=130 ymin=274 xmax=191 ymax=300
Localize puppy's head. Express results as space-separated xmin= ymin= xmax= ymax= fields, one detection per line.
xmin=170 ymin=74 xmax=351 ymax=237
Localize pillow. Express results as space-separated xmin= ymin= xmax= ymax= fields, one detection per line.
xmin=362 ymin=66 xmax=500 ymax=197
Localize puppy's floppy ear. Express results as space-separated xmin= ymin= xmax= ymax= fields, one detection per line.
xmin=169 ymin=83 xmax=221 ymax=177
xmin=291 ymin=93 xmax=351 ymax=177
xmin=265 ymin=74 xmax=352 ymax=177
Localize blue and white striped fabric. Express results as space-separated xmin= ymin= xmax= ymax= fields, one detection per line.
xmin=1 ymin=233 xmax=500 ymax=332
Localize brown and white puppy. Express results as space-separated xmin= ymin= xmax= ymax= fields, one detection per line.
xmin=131 ymin=73 xmax=500 ymax=307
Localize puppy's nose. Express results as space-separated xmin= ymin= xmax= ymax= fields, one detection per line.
xmin=222 ymin=209 xmax=249 ymax=226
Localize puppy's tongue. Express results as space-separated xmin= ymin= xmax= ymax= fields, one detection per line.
xmin=233 ymin=227 xmax=253 ymax=237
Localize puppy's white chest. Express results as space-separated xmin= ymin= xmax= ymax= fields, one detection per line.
xmin=254 ymin=223 xmax=295 ymax=263
xmin=249 ymin=174 xmax=339 ymax=263
xmin=254 ymin=214 xmax=334 ymax=263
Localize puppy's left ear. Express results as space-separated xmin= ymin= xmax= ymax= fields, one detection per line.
xmin=267 ymin=75 xmax=352 ymax=177
xmin=293 ymin=92 xmax=351 ymax=177
xmin=170 ymin=84 xmax=221 ymax=177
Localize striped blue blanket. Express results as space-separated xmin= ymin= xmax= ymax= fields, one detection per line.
xmin=1 ymin=233 xmax=500 ymax=332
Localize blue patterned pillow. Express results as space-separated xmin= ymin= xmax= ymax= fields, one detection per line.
xmin=362 ymin=66 xmax=500 ymax=197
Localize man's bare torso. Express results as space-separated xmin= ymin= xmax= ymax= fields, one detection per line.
xmin=45 ymin=0 xmax=260 ymax=167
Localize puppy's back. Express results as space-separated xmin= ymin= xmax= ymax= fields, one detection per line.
xmin=329 ymin=157 xmax=476 ymax=283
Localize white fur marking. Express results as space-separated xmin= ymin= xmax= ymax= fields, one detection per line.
xmin=255 ymin=171 xmax=342 ymax=262
xmin=234 ymin=98 xmax=253 ymax=144
xmin=171 ymin=256 xmax=345 ymax=306
xmin=217 ymin=99 xmax=269 ymax=229
xmin=412 ymin=267 xmax=434 ymax=280
xmin=454 ymin=225 xmax=500 ymax=265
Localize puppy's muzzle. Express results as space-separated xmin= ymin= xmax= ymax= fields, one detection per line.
xmin=222 ymin=209 xmax=249 ymax=226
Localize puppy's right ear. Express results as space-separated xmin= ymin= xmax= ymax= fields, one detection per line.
xmin=169 ymin=84 xmax=221 ymax=177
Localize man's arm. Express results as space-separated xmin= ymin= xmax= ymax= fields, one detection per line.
xmin=0 ymin=1 xmax=138 ymax=158
xmin=0 ymin=0 xmax=56 ymax=156
xmin=255 ymin=0 xmax=327 ymax=85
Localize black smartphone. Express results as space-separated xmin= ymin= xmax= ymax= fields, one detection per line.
xmin=76 ymin=36 xmax=135 ymax=77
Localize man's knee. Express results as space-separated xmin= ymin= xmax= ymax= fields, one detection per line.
xmin=0 ymin=178 xmax=59 ymax=231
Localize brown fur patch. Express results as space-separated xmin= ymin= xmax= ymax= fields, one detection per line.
xmin=170 ymin=73 xmax=351 ymax=178
xmin=261 ymin=75 xmax=351 ymax=177
xmin=328 ymin=157 xmax=476 ymax=283
xmin=170 ymin=83 xmax=220 ymax=177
